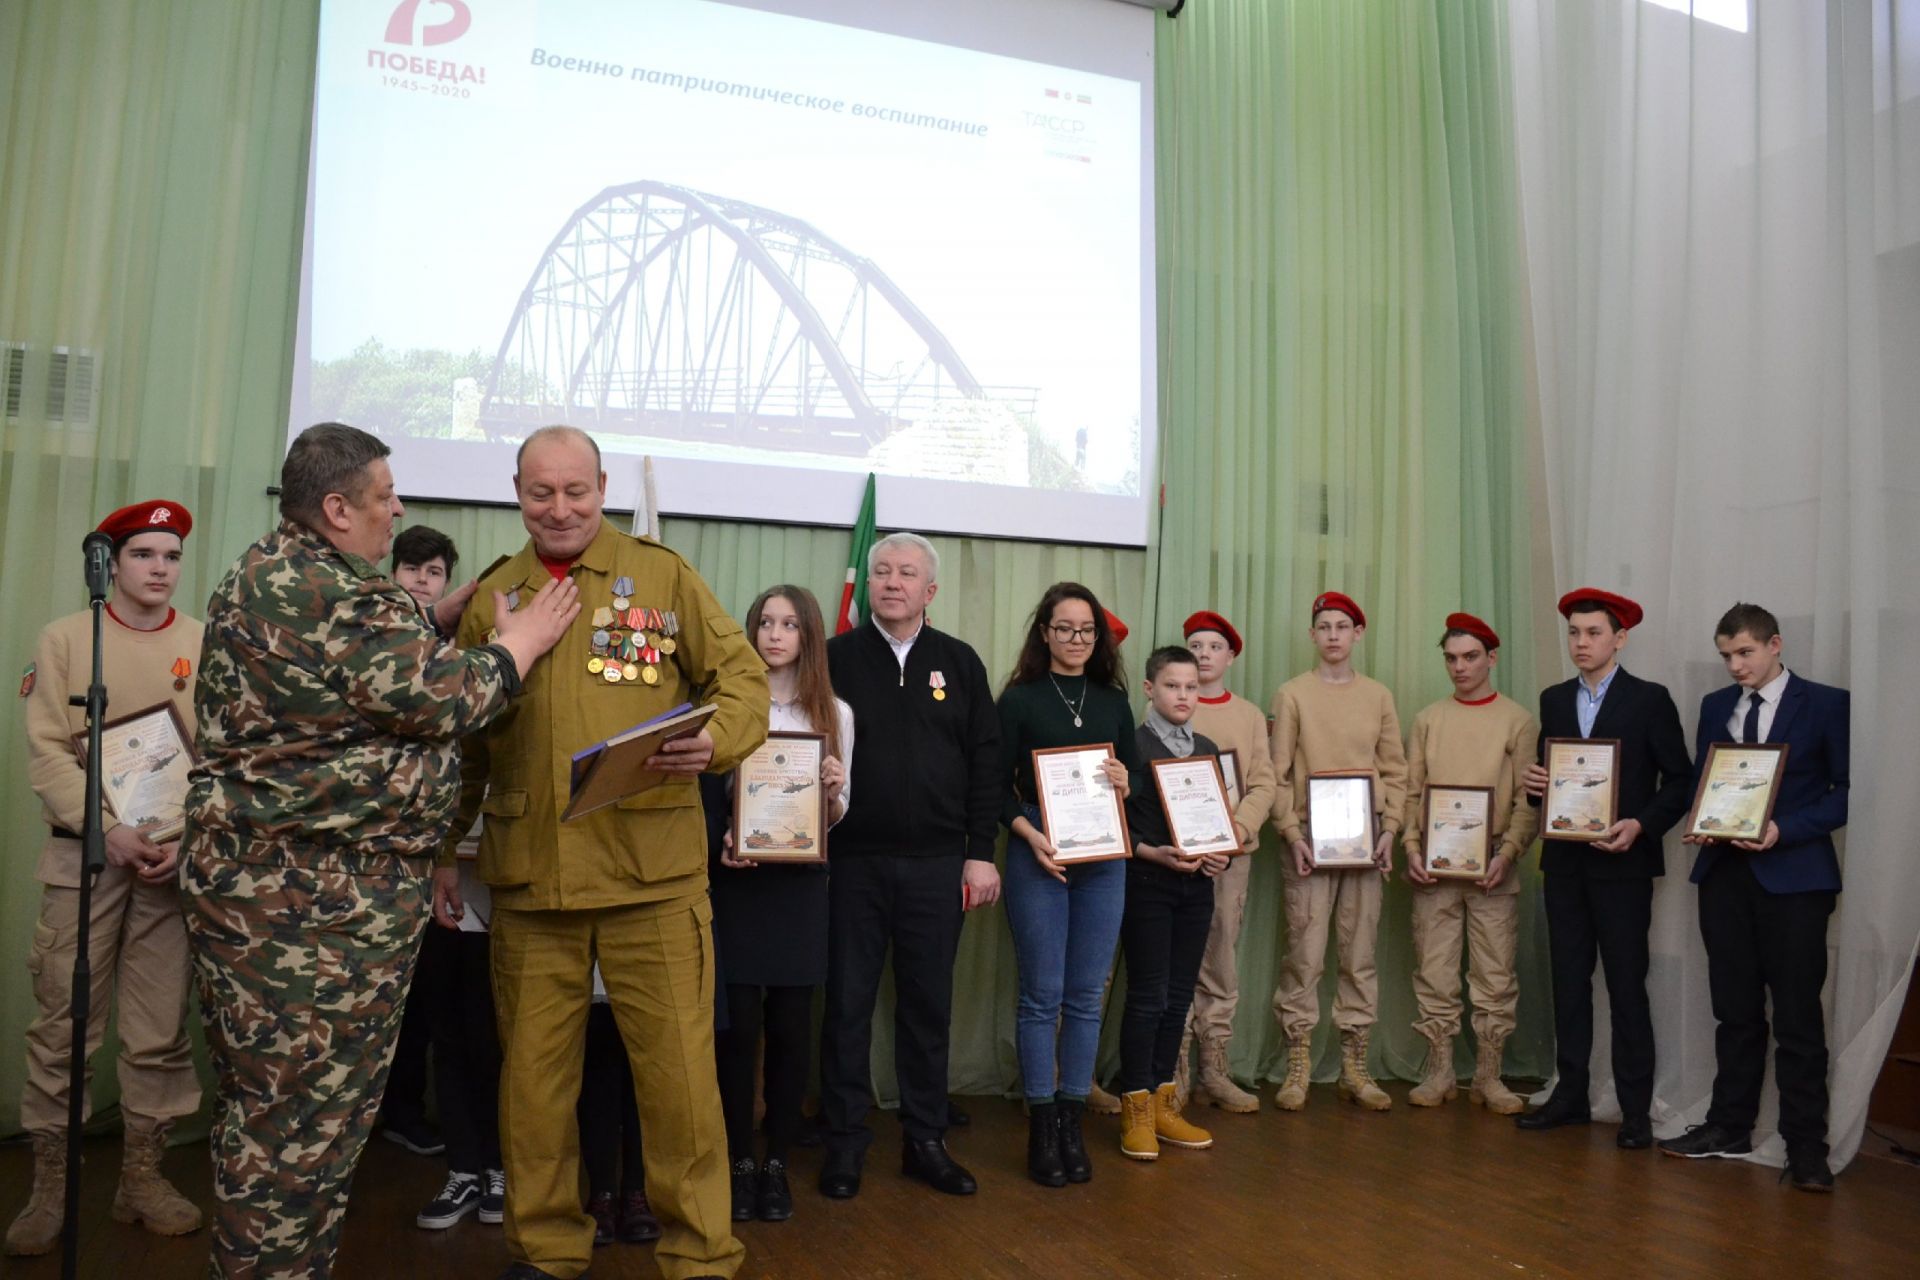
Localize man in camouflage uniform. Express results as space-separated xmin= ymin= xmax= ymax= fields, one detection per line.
xmin=435 ymin=425 xmax=767 ymax=1280
xmin=180 ymin=423 xmax=579 ymax=1279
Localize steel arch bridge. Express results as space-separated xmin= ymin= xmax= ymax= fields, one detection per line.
xmin=479 ymin=181 xmax=1024 ymax=450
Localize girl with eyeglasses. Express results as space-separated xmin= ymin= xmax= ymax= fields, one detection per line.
xmin=994 ymin=582 xmax=1141 ymax=1187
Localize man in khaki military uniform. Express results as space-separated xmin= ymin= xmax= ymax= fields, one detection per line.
xmin=9 ymin=500 xmax=205 ymax=1256
xmin=436 ymin=426 xmax=768 ymax=1280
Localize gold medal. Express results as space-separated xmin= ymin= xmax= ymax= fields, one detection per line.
xmin=640 ymin=664 xmax=660 ymax=685
xmin=933 ymin=688 xmax=946 ymax=701
xmin=623 ymin=662 xmax=641 ymax=682
xmin=658 ymin=636 xmax=676 ymax=656
xmin=588 ymin=656 xmax=605 ymax=674
xmin=604 ymin=664 xmax=623 ymax=683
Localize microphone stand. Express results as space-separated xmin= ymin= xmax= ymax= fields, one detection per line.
xmin=62 ymin=538 xmax=111 ymax=1280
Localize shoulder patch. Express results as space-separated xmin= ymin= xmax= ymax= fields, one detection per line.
xmin=18 ymin=662 xmax=35 ymax=698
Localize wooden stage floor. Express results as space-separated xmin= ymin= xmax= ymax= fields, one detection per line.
xmin=4 ymin=1087 xmax=1917 ymax=1278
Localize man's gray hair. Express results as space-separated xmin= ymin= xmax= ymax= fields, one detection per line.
xmin=868 ymin=531 xmax=940 ymax=582
xmin=516 ymin=424 xmax=603 ymax=476
xmin=280 ymin=422 xmax=391 ymax=530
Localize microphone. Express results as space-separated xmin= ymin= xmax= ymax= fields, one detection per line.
xmin=83 ymin=531 xmax=114 ymax=603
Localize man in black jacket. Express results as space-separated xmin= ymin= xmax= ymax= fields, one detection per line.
xmin=1516 ymin=588 xmax=1692 ymax=1149
xmin=819 ymin=532 xmax=1002 ymax=1200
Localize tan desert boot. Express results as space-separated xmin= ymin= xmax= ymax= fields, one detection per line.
xmin=1273 ymin=1042 xmax=1312 ymax=1112
xmin=1470 ymin=1036 xmax=1523 ymax=1115
xmin=1085 ymin=1079 xmax=1123 ymax=1116
xmin=1408 ymin=1032 xmax=1459 ymax=1107
xmin=112 ymin=1119 xmax=203 ymax=1236
xmin=4 ymin=1132 xmax=66 ymax=1256
xmin=1337 ymin=1030 xmax=1392 ymax=1111
xmin=1196 ymin=1038 xmax=1260 ymax=1113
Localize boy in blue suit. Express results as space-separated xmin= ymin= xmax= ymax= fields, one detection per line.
xmin=1658 ymin=603 xmax=1848 ymax=1192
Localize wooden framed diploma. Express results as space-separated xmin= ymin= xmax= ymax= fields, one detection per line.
xmin=1151 ymin=756 xmax=1240 ymax=858
xmin=1542 ymin=738 xmax=1619 ymax=840
xmin=1421 ymin=785 xmax=1495 ymax=879
xmin=1684 ymin=742 xmax=1788 ymax=841
xmin=1033 ymin=745 xmax=1131 ymax=863
xmin=77 ymin=701 xmax=196 ymax=842
xmin=1217 ymin=748 xmax=1244 ymax=810
xmin=1307 ymin=771 xmax=1376 ymax=867
xmin=732 ymin=731 xmax=828 ymax=864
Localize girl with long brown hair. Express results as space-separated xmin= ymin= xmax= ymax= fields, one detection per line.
xmin=708 ymin=585 xmax=851 ymax=1225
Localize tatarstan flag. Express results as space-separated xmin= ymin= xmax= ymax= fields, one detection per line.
xmin=836 ymin=473 xmax=877 ymax=634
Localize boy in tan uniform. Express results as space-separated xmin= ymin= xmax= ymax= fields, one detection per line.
xmin=9 ymin=501 xmax=204 ymax=1256
xmin=1268 ymin=592 xmax=1406 ymax=1112
xmin=1401 ymin=613 xmax=1539 ymax=1115
xmin=1181 ymin=611 xmax=1278 ymax=1113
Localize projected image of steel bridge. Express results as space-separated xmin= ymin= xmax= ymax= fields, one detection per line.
xmin=479 ymin=181 xmax=1036 ymax=452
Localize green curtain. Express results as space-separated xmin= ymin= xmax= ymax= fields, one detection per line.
xmin=0 ymin=0 xmax=1543 ymax=1137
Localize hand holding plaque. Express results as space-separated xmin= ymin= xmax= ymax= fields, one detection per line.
xmin=1034 ymin=745 xmax=1131 ymax=864
xmin=77 ymin=701 xmax=197 ymax=843
xmin=1419 ymin=785 xmax=1494 ymax=880
xmin=1541 ymin=738 xmax=1620 ymax=841
xmin=732 ymin=731 xmax=828 ymax=863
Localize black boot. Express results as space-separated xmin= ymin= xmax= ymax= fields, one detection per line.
xmin=1028 ymin=1102 xmax=1067 ymax=1187
xmin=1056 ymin=1099 xmax=1092 ymax=1184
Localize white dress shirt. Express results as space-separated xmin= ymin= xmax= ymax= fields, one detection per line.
xmin=874 ymin=613 xmax=924 ymax=678
xmin=1727 ymin=667 xmax=1791 ymax=742
xmin=770 ymin=694 xmax=855 ymax=823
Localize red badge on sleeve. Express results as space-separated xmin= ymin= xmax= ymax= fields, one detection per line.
xmin=18 ymin=662 xmax=34 ymax=698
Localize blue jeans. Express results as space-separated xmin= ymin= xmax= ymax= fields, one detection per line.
xmin=1002 ymin=807 xmax=1126 ymax=1103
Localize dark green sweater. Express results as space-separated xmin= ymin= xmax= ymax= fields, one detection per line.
xmin=995 ymin=675 xmax=1145 ymax=828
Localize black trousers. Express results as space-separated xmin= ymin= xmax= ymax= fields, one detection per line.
xmin=822 ymin=854 xmax=965 ymax=1149
xmin=380 ymin=921 xmax=447 ymax=1129
xmin=577 ymin=1003 xmax=644 ymax=1197
xmin=1116 ymin=864 xmax=1215 ymax=1095
xmin=1699 ymin=856 xmax=1836 ymax=1152
xmin=717 ymin=983 xmax=814 ymax=1162
xmin=424 ymin=928 xmax=502 ymax=1175
xmin=1544 ymin=870 xmax=1655 ymax=1119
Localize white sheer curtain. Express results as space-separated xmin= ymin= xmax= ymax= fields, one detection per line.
xmin=1507 ymin=0 xmax=1919 ymax=1169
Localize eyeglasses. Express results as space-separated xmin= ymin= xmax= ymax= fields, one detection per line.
xmin=1047 ymin=624 xmax=1099 ymax=642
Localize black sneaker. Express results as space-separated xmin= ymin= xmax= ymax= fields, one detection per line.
xmin=417 ymin=1173 xmax=481 ymax=1229
xmin=730 ymin=1157 xmax=758 ymax=1222
xmin=383 ymin=1117 xmax=446 ymax=1157
xmin=1785 ymin=1145 xmax=1834 ymax=1192
xmin=1657 ymin=1123 xmax=1753 ymax=1159
xmin=757 ymin=1157 xmax=794 ymax=1222
xmin=478 ymin=1168 xmax=506 ymax=1224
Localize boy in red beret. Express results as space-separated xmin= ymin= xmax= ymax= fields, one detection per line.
xmin=1267 ymin=592 xmax=1407 ymax=1112
xmin=1178 ymin=610 xmax=1277 ymax=1114
xmin=1516 ymin=588 xmax=1690 ymax=1149
xmin=9 ymin=502 xmax=204 ymax=1256
xmin=1401 ymin=614 xmax=1539 ymax=1115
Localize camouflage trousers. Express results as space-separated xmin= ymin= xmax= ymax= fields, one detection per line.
xmin=180 ymin=847 xmax=427 ymax=1279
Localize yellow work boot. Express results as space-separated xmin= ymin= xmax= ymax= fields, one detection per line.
xmin=1337 ymin=1031 xmax=1392 ymax=1112
xmin=1119 ymin=1089 xmax=1159 ymax=1161
xmin=1085 ymin=1079 xmax=1123 ymax=1116
xmin=1196 ymin=1038 xmax=1260 ymax=1113
xmin=1274 ymin=1042 xmax=1312 ymax=1112
xmin=4 ymin=1132 xmax=65 ymax=1256
xmin=1408 ymin=1032 xmax=1458 ymax=1108
xmin=1470 ymin=1036 xmax=1524 ymax=1115
xmin=1153 ymin=1083 xmax=1214 ymax=1150
xmin=112 ymin=1119 xmax=203 ymax=1237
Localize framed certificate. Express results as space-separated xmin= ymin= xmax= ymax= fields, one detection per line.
xmin=732 ymin=731 xmax=827 ymax=863
xmin=1152 ymin=756 xmax=1241 ymax=858
xmin=1307 ymin=771 xmax=1376 ymax=867
xmin=76 ymin=701 xmax=196 ymax=842
xmin=1685 ymin=742 xmax=1789 ymax=841
xmin=1218 ymin=749 xmax=1244 ymax=810
xmin=1542 ymin=738 xmax=1619 ymax=841
xmin=1033 ymin=745 xmax=1131 ymax=863
xmin=1421 ymin=785 xmax=1494 ymax=879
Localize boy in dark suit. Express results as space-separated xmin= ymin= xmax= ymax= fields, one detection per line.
xmin=1517 ymin=589 xmax=1692 ymax=1149
xmin=1659 ymin=603 xmax=1848 ymax=1192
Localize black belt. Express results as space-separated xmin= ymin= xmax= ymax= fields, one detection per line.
xmin=51 ymin=827 xmax=81 ymax=840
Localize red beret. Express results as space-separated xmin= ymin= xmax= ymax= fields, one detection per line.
xmin=1311 ymin=591 xmax=1366 ymax=629
xmin=97 ymin=500 xmax=192 ymax=546
xmin=1182 ymin=610 xmax=1243 ymax=655
xmin=1557 ymin=587 xmax=1642 ymax=631
xmin=1103 ymin=609 xmax=1129 ymax=646
xmin=1445 ymin=611 xmax=1500 ymax=651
